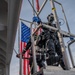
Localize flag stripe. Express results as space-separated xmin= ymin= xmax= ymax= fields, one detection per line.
xmin=20 ymin=22 xmax=42 ymax=75
xmin=20 ymin=42 xmax=22 ymax=53
xmin=23 ymin=42 xmax=28 ymax=75
xmin=21 ymin=22 xmax=30 ymax=75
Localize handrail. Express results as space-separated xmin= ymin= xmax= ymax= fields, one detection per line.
xmin=52 ymin=0 xmax=71 ymax=33
xmin=53 ymin=0 xmax=62 ymax=5
xmin=68 ymin=40 xmax=75 ymax=67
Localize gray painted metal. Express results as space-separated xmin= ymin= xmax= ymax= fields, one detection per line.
xmin=19 ymin=53 xmax=22 ymax=75
xmin=31 ymin=23 xmax=37 ymax=73
xmin=0 ymin=0 xmax=22 ymax=75
xmin=53 ymin=0 xmax=71 ymax=33
xmin=19 ymin=19 xmax=75 ymax=38
xmin=68 ymin=40 xmax=75 ymax=67
xmin=37 ymin=0 xmax=48 ymax=16
xmin=50 ymin=0 xmax=68 ymax=68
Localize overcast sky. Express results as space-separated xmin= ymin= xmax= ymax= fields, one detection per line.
xmin=10 ymin=0 xmax=75 ymax=75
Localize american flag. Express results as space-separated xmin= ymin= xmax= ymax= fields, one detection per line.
xmin=20 ymin=22 xmax=30 ymax=75
xmin=20 ymin=22 xmax=42 ymax=75
xmin=21 ymin=22 xmax=31 ymax=43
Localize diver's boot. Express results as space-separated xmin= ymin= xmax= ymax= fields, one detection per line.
xmin=59 ymin=58 xmax=67 ymax=70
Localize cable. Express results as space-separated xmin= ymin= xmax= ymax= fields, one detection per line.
xmin=13 ymin=48 xmax=18 ymax=55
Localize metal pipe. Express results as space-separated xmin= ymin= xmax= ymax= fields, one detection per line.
xmin=30 ymin=23 xmax=37 ymax=73
xmin=28 ymin=0 xmax=38 ymax=15
xmin=37 ymin=0 xmax=48 ymax=16
xmin=52 ymin=0 xmax=71 ymax=33
xmin=20 ymin=18 xmax=40 ymax=27
xmin=32 ymin=0 xmax=37 ymax=28
xmin=32 ymin=0 xmax=35 ymax=16
xmin=19 ymin=53 xmax=22 ymax=75
xmin=20 ymin=18 xmax=32 ymax=24
xmin=18 ymin=21 xmax=22 ymax=75
xmin=68 ymin=40 xmax=75 ymax=67
xmin=20 ymin=18 xmax=60 ymax=34
xmin=32 ymin=24 xmax=59 ymax=36
xmin=53 ymin=0 xmax=61 ymax=5
xmin=32 ymin=24 xmax=42 ymax=35
xmin=20 ymin=18 xmax=75 ymax=37
xmin=60 ymin=30 xmax=75 ymax=37
xmin=60 ymin=5 xmax=71 ymax=33
xmin=43 ymin=24 xmax=58 ymax=31
xmin=50 ymin=0 xmax=67 ymax=68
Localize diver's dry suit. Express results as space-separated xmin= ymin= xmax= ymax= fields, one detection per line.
xmin=20 ymin=13 xmax=66 ymax=74
xmin=22 ymin=25 xmax=66 ymax=72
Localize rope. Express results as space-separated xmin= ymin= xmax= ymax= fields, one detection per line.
xmin=13 ymin=48 xmax=18 ymax=54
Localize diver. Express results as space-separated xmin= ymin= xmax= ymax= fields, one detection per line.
xmin=16 ymin=13 xmax=66 ymax=74
xmin=46 ymin=13 xmax=66 ymax=69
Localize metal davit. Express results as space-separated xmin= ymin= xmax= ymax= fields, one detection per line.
xmin=19 ymin=0 xmax=75 ymax=75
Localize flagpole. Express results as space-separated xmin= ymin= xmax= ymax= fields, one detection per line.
xmin=32 ymin=0 xmax=37 ymax=29
xmin=19 ymin=53 xmax=22 ymax=75
xmin=18 ymin=21 xmax=22 ymax=75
